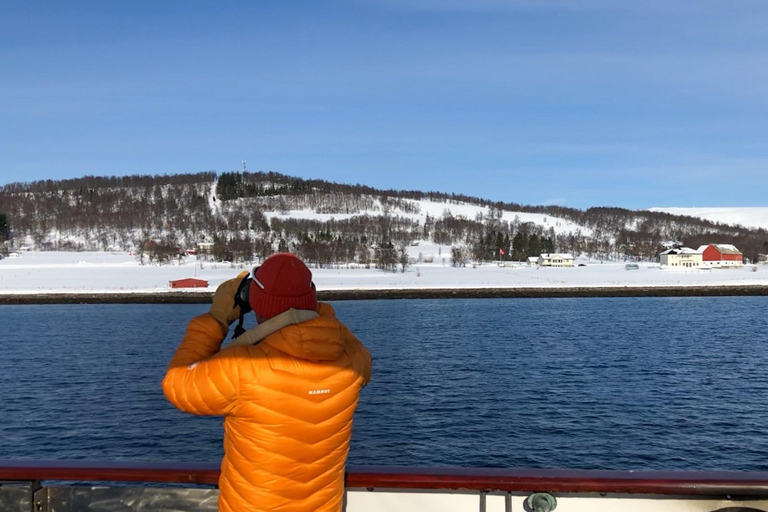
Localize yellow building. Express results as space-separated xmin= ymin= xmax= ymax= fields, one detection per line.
xmin=538 ymin=253 xmax=574 ymax=267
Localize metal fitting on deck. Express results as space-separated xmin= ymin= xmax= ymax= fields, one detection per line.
xmin=526 ymin=492 xmax=557 ymax=512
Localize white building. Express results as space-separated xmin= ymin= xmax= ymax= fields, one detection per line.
xmin=526 ymin=256 xmax=539 ymax=266
xmin=659 ymin=247 xmax=703 ymax=268
xmin=538 ymin=253 xmax=574 ymax=267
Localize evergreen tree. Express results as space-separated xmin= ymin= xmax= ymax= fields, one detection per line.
xmin=0 ymin=212 xmax=8 ymax=242
xmin=542 ymin=236 xmax=555 ymax=254
xmin=528 ymin=234 xmax=541 ymax=257
xmin=512 ymin=231 xmax=528 ymax=261
xmin=216 ymin=172 xmax=242 ymax=200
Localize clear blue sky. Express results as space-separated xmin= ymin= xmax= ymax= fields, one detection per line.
xmin=2 ymin=0 xmax=767 ymax=210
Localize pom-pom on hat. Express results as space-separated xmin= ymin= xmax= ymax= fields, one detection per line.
xmin=248 ymin=253 xmax=318 ymax=320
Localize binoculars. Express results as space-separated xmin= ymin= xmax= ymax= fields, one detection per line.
xmin=234 ymin=276 xmax=254 ymax=316
xmin=232 ymin=272 xmax=257 ymax=338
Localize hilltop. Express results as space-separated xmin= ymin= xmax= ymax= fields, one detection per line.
xmin=648 ymin=207 xmax=768 ymax=232
xmin=1 ymin=171 xmax=766 ymax=265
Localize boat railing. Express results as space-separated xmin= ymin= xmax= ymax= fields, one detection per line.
xmin=2 ymin=460 xmax=768 ymax=511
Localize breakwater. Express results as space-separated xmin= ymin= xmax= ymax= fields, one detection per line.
xmin=1 ymin=285 xmax=767 ymax=304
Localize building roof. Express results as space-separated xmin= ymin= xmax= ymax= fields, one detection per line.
xmin=713 ymin=244 xmax=741 ymax=254
xmin=697 ymin=244 xmax=742 ymax=254
xmin=660 ymin=247 xmax=700 ymax=255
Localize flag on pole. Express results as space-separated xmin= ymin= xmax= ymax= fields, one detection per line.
xmin=499 ymin=248 xmax=505 ymax=256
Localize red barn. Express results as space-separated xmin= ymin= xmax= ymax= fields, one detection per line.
xmin=697 ymin=244 xmax=743 ymax=268
xmin=169 ymin=278 xmax=209 ymax=289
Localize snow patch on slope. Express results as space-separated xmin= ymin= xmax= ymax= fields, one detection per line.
xmin=262 ymin=196 xmax=590 ymax=236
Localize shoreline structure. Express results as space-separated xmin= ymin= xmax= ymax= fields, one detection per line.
xmin=2 ymin=285 xmax=767 ymax=304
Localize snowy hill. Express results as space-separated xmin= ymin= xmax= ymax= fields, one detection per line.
xmin=648 ymin=207 xmax=768 ymax=231
xmin=1 ymin=171 xmax=766 ymax=265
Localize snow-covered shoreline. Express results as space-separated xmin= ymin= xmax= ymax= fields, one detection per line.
xmin=1 ymin=251 xmax=766 ymax=297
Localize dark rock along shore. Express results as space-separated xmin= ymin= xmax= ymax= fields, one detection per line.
xmin=1 ymin=286 xmax=767 ymax=304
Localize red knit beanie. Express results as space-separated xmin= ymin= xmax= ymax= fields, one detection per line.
xmin=249 ymin=253 xmax=318 ymax=320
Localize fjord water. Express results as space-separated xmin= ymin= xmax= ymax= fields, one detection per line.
xmin=1 ymin=297 xmax=767 ymax=470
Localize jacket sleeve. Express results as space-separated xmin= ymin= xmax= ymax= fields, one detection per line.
xmin=344 ymin=326 xmax=372 ymax=387
xmin=162 ymin=313 xmax=240 ymax=416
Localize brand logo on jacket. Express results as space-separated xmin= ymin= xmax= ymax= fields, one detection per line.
xmin=309 ymin=389 xmax=330 ymax=395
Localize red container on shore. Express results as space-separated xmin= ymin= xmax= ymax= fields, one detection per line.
xmin=169 ymin=278 xmax=209 ymax=289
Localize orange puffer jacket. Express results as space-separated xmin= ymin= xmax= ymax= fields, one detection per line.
xmin=162 ymin=303 xmax=371 ymax=512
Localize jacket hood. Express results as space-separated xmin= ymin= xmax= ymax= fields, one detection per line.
xmin=261 ymin=303 xmax=346 ymax=361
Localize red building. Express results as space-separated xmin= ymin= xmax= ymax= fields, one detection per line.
xmin=697 ymin=244 xmax=743 ymax=268
xmin=169 ymin=278 xmax=209 ymax=289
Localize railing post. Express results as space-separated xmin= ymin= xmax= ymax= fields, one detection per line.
xmin=31 ymin=483 xmax=46 ymax=512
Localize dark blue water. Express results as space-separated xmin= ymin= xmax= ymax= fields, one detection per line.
xmin=1 ymin=297 xmax=767 ymax=471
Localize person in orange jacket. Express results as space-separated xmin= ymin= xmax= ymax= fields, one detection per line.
xmin=163 ymin=253 xmax=372 ymax=512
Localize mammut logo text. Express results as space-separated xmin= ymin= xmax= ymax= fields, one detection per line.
xmin=309 ymin=389 xmax=330 ymax=395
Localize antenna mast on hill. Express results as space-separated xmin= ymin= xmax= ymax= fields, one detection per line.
xmin=242 ymin=160 xmax=247 ymax=173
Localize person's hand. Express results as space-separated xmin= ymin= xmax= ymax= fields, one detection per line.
xmin=209 ymin=271 xmax=249 ymax=331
